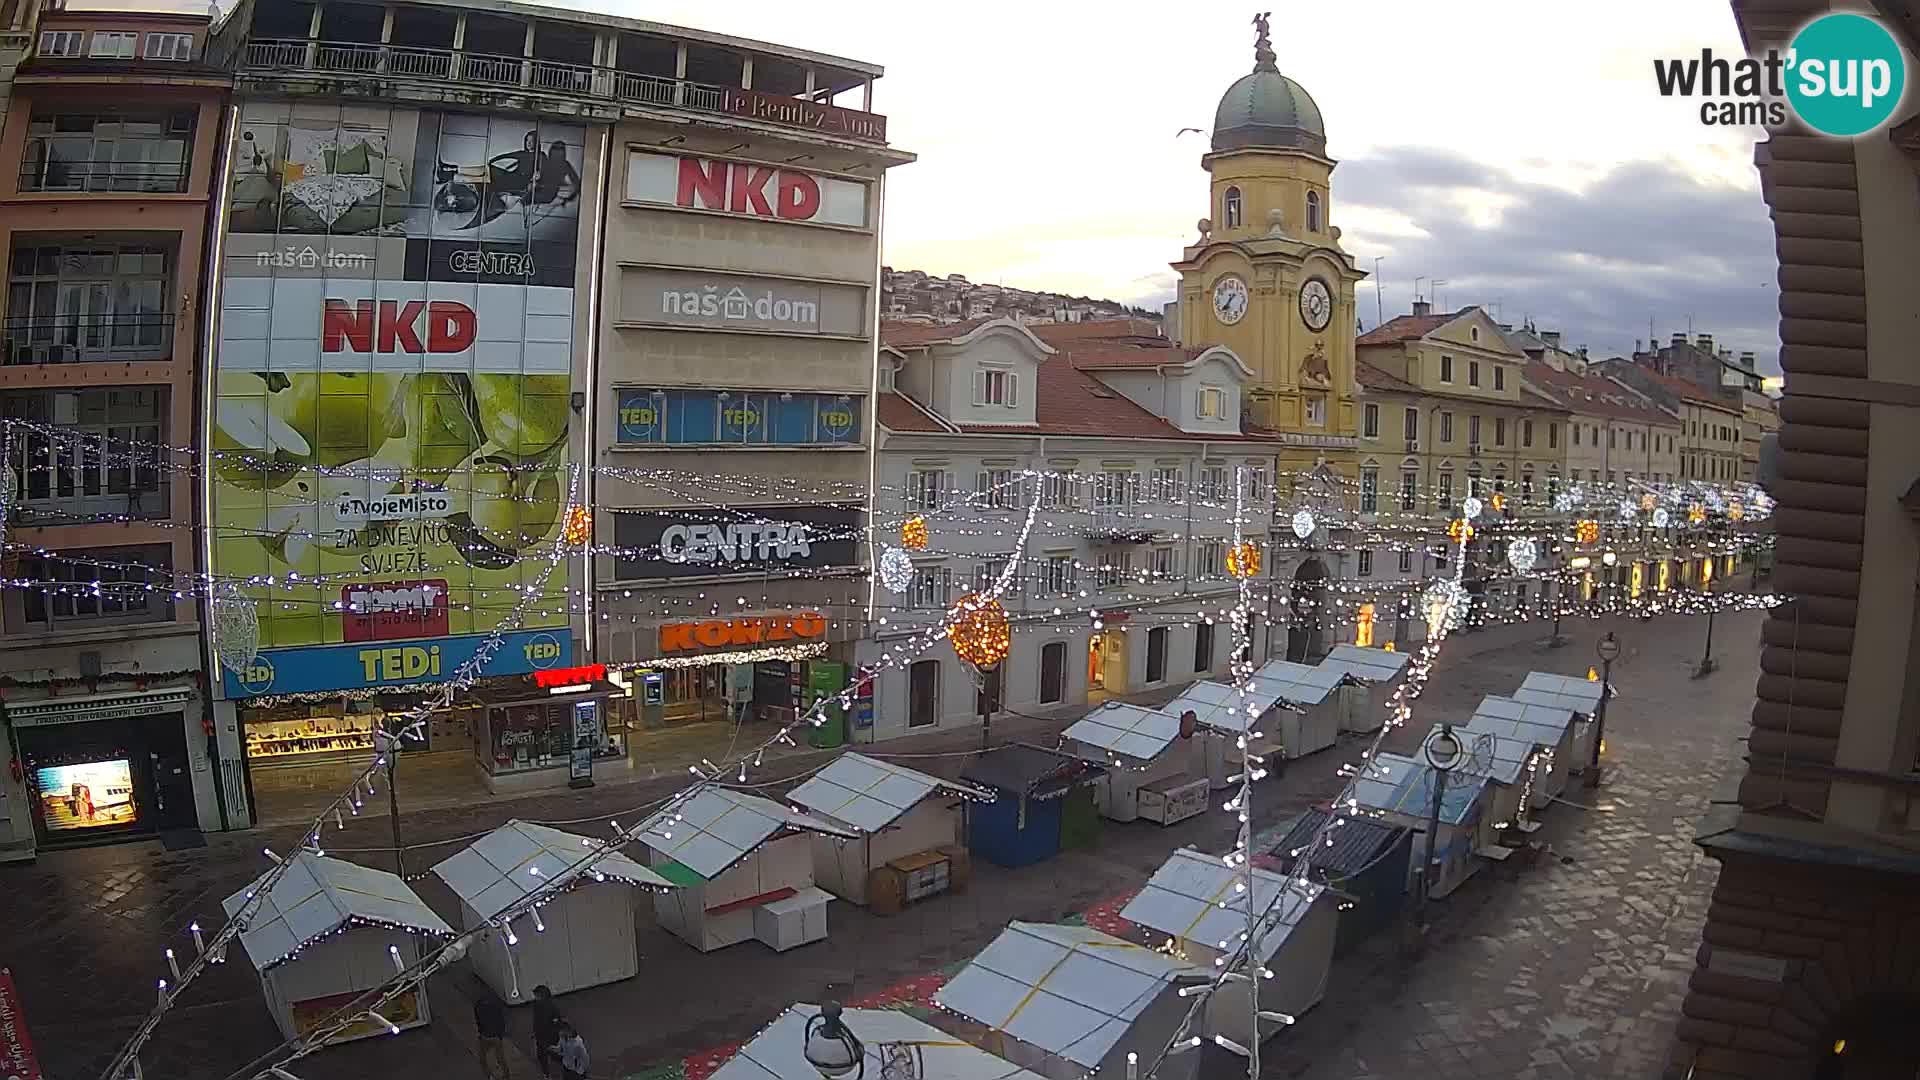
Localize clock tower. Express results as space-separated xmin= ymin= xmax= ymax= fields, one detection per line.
xmin=1172 ymin=13 xmax=1365 ymax=474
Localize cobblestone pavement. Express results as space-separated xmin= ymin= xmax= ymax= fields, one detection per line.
xmin=0 ymin=610 xmax=1761 ymax=1080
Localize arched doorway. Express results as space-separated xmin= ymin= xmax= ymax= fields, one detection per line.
xmin=1816 ymin=994 xmax=1920 ymax=1079
xmin=1286 ymin=558 xmax=1327 ymax=662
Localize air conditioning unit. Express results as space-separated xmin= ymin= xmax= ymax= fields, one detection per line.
xmin=1469 ymin=442 xmax=1483 ymax=456
xmin=1406 ymin=438 xmax=1420 ymax=453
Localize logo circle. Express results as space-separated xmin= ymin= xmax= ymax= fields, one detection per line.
xmin=1786 ymin=13 xmax=1906 ymax=137
xmin=237 ymin=655 xmax=276 ymax=695
xmin=526 ymin=633 xmax=564 ymax=670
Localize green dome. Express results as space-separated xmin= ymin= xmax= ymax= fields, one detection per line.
xmin=1212 ymin=68 xmax=1326 ymax=154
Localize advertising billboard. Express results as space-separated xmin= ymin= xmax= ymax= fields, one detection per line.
xmin=610 ymin=505 xmax=861 ymax=581
xmin=31 ymin=760 xmax=137 ymax=831
xmin=623 ymin=152 xmax=870 ymax=228
xmin=614 ymin=388 xmax=861 ymax=447
xmin=615 ymin=268 xmax=868 ymax=336
xmin=215 ymin=104 xmax=584 ymax=698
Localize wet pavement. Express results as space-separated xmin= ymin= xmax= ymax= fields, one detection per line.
xmin=0 ymin=609 xmax=1760 ymax=1080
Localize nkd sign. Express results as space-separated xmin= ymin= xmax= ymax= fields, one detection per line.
xmin=619 ymin=268 xmax=868 ymax=337
xmin=624 ymin=152 xmax=870 ymax=229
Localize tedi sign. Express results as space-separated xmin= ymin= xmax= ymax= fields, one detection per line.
xmin=625 ymin=152 xmax=870 ymax=229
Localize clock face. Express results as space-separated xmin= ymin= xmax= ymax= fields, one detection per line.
xmin=1212 ymin=275 xmax=1249 ymax=325
xmin=1299 ymin=278 xmax=1333 ymax=332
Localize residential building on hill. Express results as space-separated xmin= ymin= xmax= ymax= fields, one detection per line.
xmin=881 ymin=266 xmax=1152 ymax=327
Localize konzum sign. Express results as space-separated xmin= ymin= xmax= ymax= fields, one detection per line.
xmin=658 ymin=612 xmax=828 ymax=653
xmin=625 ymin=152 xmax=870 ymax=229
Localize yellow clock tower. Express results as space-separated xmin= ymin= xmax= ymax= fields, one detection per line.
xmin=1172 ymin=13 xmax=1364 ymax=479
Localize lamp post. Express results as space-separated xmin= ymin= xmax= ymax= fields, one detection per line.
xmin=975 ymin=663 xmax=1000 ymax=751
xmin=804 ymin=1001 xmax=865 ymax=1080
xmin=1587 ymin=632 xmax=1620 ymax=788
xmin=1415 ymin=723 xmax=1464 ymax=936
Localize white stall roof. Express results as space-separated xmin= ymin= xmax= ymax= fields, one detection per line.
xmin=1061 ymin=702 xmax=1185 ymax=762
xmin=636 ymin=788 xmax=856 ymax=882
xmin=712 ymin=1004 xmax=1048 ymax=1080
xmin=1121 ymin=847 xmax=1326 ymax=965
xmin=788 ymin=753 xmax=994 ymax=834
xmin=431 ymin=819 xmax=675 ymax=920
xmin=1466 ymin=695 xmax=1577 ymax=749
xmin=1511 ymin=671 xmax=1606 ymax=716
xmin=1442 ymin=726 xmax=1536 ymax=786
xmin=1165 ymin=679 xmax=1294 ymax=735
xmin=1352 ymin=752 xmax=1486 ymax=826
xmin=1320 ymin=644 xmax=1411 ymax=684
xmin=222 ymin=851 xmax=452 ymax=972
xmin=1250 ymin=659 xmax=1347 ymax=707
xmin=935 ymin=922 xmax=1201 ymax=1070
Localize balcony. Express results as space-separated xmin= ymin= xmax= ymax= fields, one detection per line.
xmin=3 ymin=315 xmax=175 ymax=365
xmin=1082 ymin=505 xmax=1161 ymax=544
xmin=239 ymin=38 xmax=889 ymax=145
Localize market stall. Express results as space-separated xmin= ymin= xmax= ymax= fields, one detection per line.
xmin=1509 ymin=671 xmax=1608 ymax=774
xmin=934 ymin=921 xmax=1203 ymax=1080
xmin=1120 ymin=847 xmax=1336 ymax=1047
xmin=471 ymin=681 xmax=626 ymax=795
xmin=1316 ymin=645 xmax=1411 ymax=733
xmin=1271 ymin=808 xmax=1411 ymax=954
xmin=430 ymin=819 xmax=675 ymax=1000
xmin=1161 ymin=680 xmax=1293 ymax=789
xmin=636 ymin=788 xmax=857 ymax=954
xmin=1248 ymin=660 xmax=1347 ymax=759
xmin=223 ymin=851 xmax=454 ymax=1045
xmin=1435 ymin=724 xmax=1547 ymax=842
xmin=959 ymin=744 xmax=1103 ymax=869
xmin=786 ymin=753 xmax=994 ymax=911
xmin=1351 ymin=751 xmax=1492 ymax=900
xmin=1059 ymin=703 xmax=1207 ymax=824
xmin=712 ymin=1002 xmax=1049 ymax=1080
xmin=1462 ymin=695 xmax=1578 ymax=808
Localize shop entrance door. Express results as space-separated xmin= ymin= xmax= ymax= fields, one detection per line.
xmin=149 ymin=724 xmax=198 ymax=835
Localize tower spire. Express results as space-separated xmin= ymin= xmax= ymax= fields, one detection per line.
xmin=1252 ymin=11 xmax=1277 ymax=72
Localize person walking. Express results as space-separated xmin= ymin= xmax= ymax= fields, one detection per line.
xmin=473 ymin=991 xmax=509 ymax=1080
xmin=553 ymin=1021 xmax=590 ymax=1080
xmin=531 ymin=985 xmax=562 ymax=1080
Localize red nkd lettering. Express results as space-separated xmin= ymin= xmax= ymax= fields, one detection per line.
xmin=728 ymin=164 xmax=777 ymax=216
xmin=777 ymin=170 xmax=821 ymax=220
xmin=671 ymin=155 xmax=822 ymax=222
xmin=676 ymin=157 xmax=728 ymax=211
xmin=322 ymin=300 xmax=476 ymax=354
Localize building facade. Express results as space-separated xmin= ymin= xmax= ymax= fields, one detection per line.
xmin=1664 ymin=4 xmax=1920 ymax=1077
xmin=1607 ymin=361 xmax=1747 ymax=487
xmin=0 ymin=5 xmax=231 ymax=860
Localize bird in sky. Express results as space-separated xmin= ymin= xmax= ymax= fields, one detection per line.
xmin=1175 ymin=127 xmax=1202 ymax=137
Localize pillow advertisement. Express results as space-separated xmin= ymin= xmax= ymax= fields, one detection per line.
xmin=215 ymin=104 xmax=586 ymax=698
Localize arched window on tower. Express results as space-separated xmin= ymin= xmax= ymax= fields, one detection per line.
xmin=1224 ymin=186 xmax=1243 ymax=228
xmin=1306 ymin=191 xmax=1323 ymax=232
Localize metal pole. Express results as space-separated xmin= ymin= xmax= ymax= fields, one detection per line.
xmin=978 ymin=667 xmax=994 ymax=750
xmin=1588 ymin=656 xmax=1611 ymax=784
xmin=1418 ymin=760 xmax=1447 ymax=931
xmin=1549 ymin=575 xmax=1565 ymax=647
xmin=1697 ymin=607 xmax=1717 ymax=677
xmin=386 ymin=739 xmax=403 ymax=878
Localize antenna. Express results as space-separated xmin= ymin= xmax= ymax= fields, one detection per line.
xmin=1372 ymin=256 xmax=1387 ymax=327
xmin=1432 ymin=280 xmax=1449 ymax=311
xmin=1413 ymin=276 xmax=1427 ymax=303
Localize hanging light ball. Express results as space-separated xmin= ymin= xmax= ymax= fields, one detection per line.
xmin=561 ymin=506 xmax=593 ymax=546
xmin=1576 ymin=520 xmax=1601 ymax=545
xmin=900 ymin=515 xmax=929 ymax=550
xmin=1447 ymin=519 xmax=1474 ymax=544
xmin=1422 ymin=579 xmax=1468 ymax=637
xmin=1688 ymin=503 xmax=1707 ymax=525
xmin=1727 ymin=500 xmax=1745 ymax=521
xmin=1462 ymin=495 xmax=1484 ymax=521
xmin=1291 ymin=509 xmax=1316 ymax=540
xmin=1490 ymin=492 xmax=1507 ymax=513
xmin=1553 ymin=490 xmax=1576 ymax=514
xmin=1506 ymin=537 xmax=1539 ymax=574
xmin=949 ymin=592 xmax=1011 ymax=669
xmin=1706 ymin=489 xmax=1725 ymax=512
xmin=1226 ymin=541 xmax=1262 ymax=579
xmin=1652 ymin=507 xmax=1672 ymax=529
xmin=1617 ymin=500 xmax=1635 ymax=522
xmin=1640 ymin=493 xmax=1657 ymax=511
xmin=878 ymin=547 xmax=915 ymax=594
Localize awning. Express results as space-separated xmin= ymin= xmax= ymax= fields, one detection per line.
xmin=6 ymin=687 xmax=195 ymax=728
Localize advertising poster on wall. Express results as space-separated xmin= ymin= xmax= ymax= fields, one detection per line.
xmin=215 ymin=104 xmax=585 ymax=698
xmin=31 ymin=760 xmax=137 ymax=832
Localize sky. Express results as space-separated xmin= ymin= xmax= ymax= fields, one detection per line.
xmin=165 ymin=0 xmax=1783 ymax=369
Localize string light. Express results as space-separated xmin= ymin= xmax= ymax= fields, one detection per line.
xmin=1225 ymin=541 xmax=1261 ymax=579
xmin=561 ymin=506 xmax=593 ymax=546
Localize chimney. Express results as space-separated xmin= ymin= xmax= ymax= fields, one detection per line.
xmin=1670 ymin=332 xmax=1687 ymax=349
xmin=1411 ymin=299 xmax=1433 ymax=317
xmin=1697 ymin=333 xmax=1714 ymax=351
xmin=1634 ymin=339 xmax=1642 ymax=354
xmin=1578 ymin=346 xmax=1589 ymax=361
xmin=1541 ymin=330 xmax=1561 ymax=348
xmin=1740 ymin=349 xmax=1756 ymax=366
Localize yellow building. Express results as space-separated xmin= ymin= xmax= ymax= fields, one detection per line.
xmin=1170 ymin=15 xmax=1365 ymax=481
xmin=1354 ymin=305 xmax=1569 ymax=516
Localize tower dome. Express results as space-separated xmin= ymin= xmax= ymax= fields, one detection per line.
xmin=1212 ymin=14 xmax=1326 ymax=155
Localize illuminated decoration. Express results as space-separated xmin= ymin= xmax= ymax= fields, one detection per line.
xmin=1383 ymin=641 xmax=1396 ymax=652
xmin=1617 ymin=501 xmax=1635 ymax=522
xmin=1653 ymin=508 xmax=1672 ymax=529
xmin=1728 ymin=500 xmax=1744 ymax=521
xmin=1291 ymin=509 xmax=1316 ymax=540
xmin=1701 ymin=557 xmax=1715 ymax=585
xmin=1355 ymin=603 xmax=1376 ymax=647
xmin=1422 ymin=579 xmax=1468 ymax=637
xmin=1630 ymin=561 xmax=1645 ymax=599
xmin=532 ymin=664 xmax=606 ymax=689
xmin=562 ymin=506 xmax=593 ymax=546
xmin=1462 ymin=495 xmax=1483 ymax=521
xmin=1490 ymin=493 xmax=1506 ymax=513
xmin=211 ymin=580 xmax=261 ymax=676
xmin=948 ymin=592 xmax=1012 ymax=669
xmin=1640 ymin=493 xmax=1657 ymax=511
xmin=900 ymin=515 xmax=929 ymax=550
xmin=878 ymin=546 xmax=915 ymax=594
xmin=1706 ymin=489 xmax=1725 ymax=512
xmin=1568 ymin=556 xmax=1592 ymax=570
xmin=1576 ymin=520 xmax=1600 ymax=545
xmin=1587 ymin=666 xmax=1599 ymax=681
xmin=1226 ymin=541 xmax=1262 ymax=579
xmin=1658 ymin=560 xmax=1673 ymax=592
xmin=1447 ymin=519 xmax=1474 ymax=544
xmin=1553 ymin=490 xmax=1576 ymax=513
xmin=1688 ymin=504 xmax=1707 ymax=525
xmin=1505 ymin=537 xmax=1538 ymax=574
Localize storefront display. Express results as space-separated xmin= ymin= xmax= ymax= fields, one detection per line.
xmin=31 ymin=760 xmax=137 ymax=832
xmin=8 ymin=691 xmax=199 ymax=847
xmin=472 ymin=684 xmax=622 ymax=790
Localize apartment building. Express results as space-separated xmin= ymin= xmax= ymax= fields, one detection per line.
xmin=0 ymin=4 xmax=231 ymax=859
xmin=1507 ymin=328 xmax=1683 ymax=492
xmin=1664 ymin=3 xmax=1920 ymax=1077
xmin=1606 ymin=362 xmax=1746 ymax=486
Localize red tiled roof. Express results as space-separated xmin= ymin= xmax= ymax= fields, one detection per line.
xmin=1356 ymin=362 xmax=1419 ymax=393
xmin=875 ymin=392 xmax=952 ymax=433
xmin=1355 ymin=310 xmax=1467 ymax=346
xmin=1057 ymin=341 xmax=1206 ymax=371
xmin=879 ymin=317 xmax=997 ymax=347
xmin=967 ymin=357 xmax=1186 ymax=439
xmin=1625 ymin=365 xmax=1742 ymax=411
xmin=1522 ymin=363 xmax=1673 ymax=424
xmin=1028 ymin=318 xmax=1165 ymax=344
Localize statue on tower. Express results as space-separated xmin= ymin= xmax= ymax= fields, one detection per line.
xmin=1252 ymin=11 xmax=1277 ymax=72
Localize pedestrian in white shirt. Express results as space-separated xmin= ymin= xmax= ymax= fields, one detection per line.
xmin=553 ymin=1021 xmax=589 ymax=1080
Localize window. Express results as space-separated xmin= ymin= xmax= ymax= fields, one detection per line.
xmin=1147 ymin=546 xmax=1178 ymax=581
xmin=1437 ymin=471 xmax=1454 ymax=507
xmin=1398 ymin=549 xmax=1414 ymax=573
xmin=1304 ymin=395 xmax=1326 ymax=426
xmin=1146 ymin=627 xmax=1169 ymax=684
xmin=1469 ymin=415 xmax=1482 ymax=446
xmin=1038 ymin=471 xmax=1077 ymax=510
xmin=1197 ymin=540 xmax=1226 ymax=579
xmin=1150 ymin=466 xmax=1183 ymax=503
xmin=1606 ymin=470 xmax=1616 ymax=485
xmin=1470 ymin=326 xmax=1480 ymax=343
xmin=1440 ymin=355 xmax=1455 ymax=383
xmin=6 ymin=241 xmax=176 ymax=362
xmin=1591 ymin=424 xmax=1600 ymax=444
xmin=976 ymin=664 xmax=1003 ymax=717
xmin=1400 ymin=470 xmax=1417 ymax=508
xmin=3 ymin=389 xmax=166 ymax=522
xmin=89 ymin=31 xmax=138 ymax=58
xmin=1359 ymin=467 xmax=1378 ymax=512
xmin=909 ymin=566 xmax=951 ymax=610
xmin=1547 ymin=476 xmax=1560 ymax=505
xmin=1521 ymin=471 xmax=1535 ymax=503
xmin=974 ymin=468 xmax=1018 ymax=509
xmin=1363 ymin=403 xmax=1379 ymax=438
xmin=908 ymin=660 xmax=939 ymax=728
xmin=1469 ymin=360 xmax=1481 ymax=387
xmin=1358 ymin=549 xmax=1374 ymax=576
xmin=1572 ymin=424 xmax=1581 ymax=447
xmin=1042 ymin=555 xmax=1077 ymax=596
xmin=1242 ymin=466 xmax=1268 ymax=505
xmin=18 ymin=545 xmax=173 ymax=630
xmin=906 ymin=469 xmax=948 ymax=511
xmin=38 ymin=30 xmax=85 ymax=57
xmin=1548 ymin=422 xmax=1559 ymax=450
xmin=1494 ymin=417 xmax=1507 ymax=446
xmin=1404 ymin=408 xmax=1419 ymax=443
xmin=1494 ymin=366 xmax=1506 ymax=391
xmin=1095 ymin=469 xmax=1138 ymax=509
xmin=1609 ymin=428 xmax=1617 ymax=449
xmin=24 ymin=109 xmax=196 ymax=191
xmin=1039 ymin=642 xmax=1066 ymax=704
xmin=1440 ymin=411 xmax=1454 ymax=443
xmin=974 ymin=559 xmax=1009 ymax=594
xmin=1306 ymin=191 xmax=1322 ymax=232
xmin=1522 ymin=420 xmax=1533 ymax=447
xmin=1197 ymin=466 xmax=1227 ymax=501
xmin=144 ymin=32 xmax=194 ymax=60
xmin=975 ymin=367 xmax=1018 ymax=407
xmin=1194 ymin=623 xmax=1215 ymax=673
xmin=1097 ymin=550 xmax=1133 ymax=589
xmin=1197 ymin=385 xmax=1226 ymax=419
xmin=1223 ymin=186 xmax=1243 ymax=228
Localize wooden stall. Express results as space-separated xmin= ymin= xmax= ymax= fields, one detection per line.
xmin=1271 ymin=808 xmax=1412 ymax=954
xmin=1509 ymin=670 xmax=1608 ymax=774
xmin=960 ymin=745 xmax=1102 ymax=869
xmin=1317 ymin=644 xmax=1411 ymax=733
xmin=786 ymin=753 xmax=993 ymax=911
xmin=1248 ymin=660 xmax=1346 ymax=759
xmin=1060 ymin=702 xmax=1207 ymax=824
xmin=1160 ymin=680 xmax=1292 ymax=790
xmin=1462 ymin=695 xmax=1578 ymax=808
xmin=1351 ymin=751 xmax=1493 ymax=899
xmin=711 ymin=1003 xmax=1047 ymax=1080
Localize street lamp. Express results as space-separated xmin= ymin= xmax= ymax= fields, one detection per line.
xmin=804 ymin=1002 xmax=865 ymax=1080
xmin=1587 ymin=632 xmax=1621 ymax=788
xmin=1415 ymin=724 xmax=1464 ymax=934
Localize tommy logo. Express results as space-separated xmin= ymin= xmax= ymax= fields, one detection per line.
xmin=341 ymin=579 xmax=451 ymax=642
xmin=322 ymin=299 xmax=477 ymax=353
